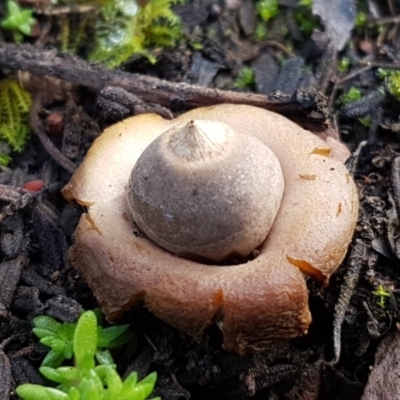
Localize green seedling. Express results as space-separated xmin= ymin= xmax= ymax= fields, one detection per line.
xmin=337 ymin=87 xmax=362 ymax=106
xmin=372 ymin=285 xmax=391 ymax=309
xmin=17 ymin=310 xmax=158 ymax=400
xmin=256 ymin=0 xmax=279 ymax=22
xmin=32 ymin=309 xmax=132 ymax=367
xmin=1 ymin=0 xmax=36 ymax=43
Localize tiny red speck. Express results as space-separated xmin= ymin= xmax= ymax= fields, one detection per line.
xmin=22 ymin=179 xmax=45 ymax=192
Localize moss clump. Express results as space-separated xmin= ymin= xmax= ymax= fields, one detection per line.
xmin=58 ymin=0 xmax=184 ymax=68
xmin=234 ymin=67 xmax=256 ymax=90
xmin=50 ymin=0 xmax=183 ymax=67
xmin=337 ymin=87 xmax=363 ymax=106
xmin=385 ymin=70 xmax=400 ymax=100
xmin=0 ymin=79 xmax=32 ymax=165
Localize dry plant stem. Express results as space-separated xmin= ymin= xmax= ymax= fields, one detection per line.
xmin=0 ymin=193 xmax=34 ymax=223
xmin=0 ymin=184 xmax=22 ymax=202
xmin=0 ymin=348 xmax=11 ymax=400
xmin=35 ymin=5 xmax=96 ymax=15
xmin=359 ymin=60 xmax=400 ymax=69
xmin=0 ymin=237 xmax=30 ymax=309
xmin=260 ymin=40 xmax=295 ymax=57
xmin=336 ymin=65 xmax=374 ymax=86
xmin=313 ymin=43 xmax=337 ymax=94
xmin=391 ymin=157 xmax=400 ymax=210
xmin=331 ymin=142 xmax=369 ymax=364
xmin=345 ymin=140 xmax=368 ymax=175
xmin=332 ymin=239 xmax=367 ymax=365
xmin=0 ymin=44 xmax=329 ymax=131
xmin=30 ymin=108 xmax=77 ymax=174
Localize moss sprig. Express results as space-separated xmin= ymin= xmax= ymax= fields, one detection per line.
xmin=0 ymin=79 xmax=32 ymax=165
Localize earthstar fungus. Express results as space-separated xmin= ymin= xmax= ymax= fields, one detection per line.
xmin=128 ymin=119 xmax=285 ymax=262
xmin=63 ymin=104 xmax=359 ymax=354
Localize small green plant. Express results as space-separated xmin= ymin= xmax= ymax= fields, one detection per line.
xmin=337 ymin=87 xmax=362 ymax=106
xmin=294 ymin=0 xmax=319 ymax=37
xmin=377 ymin=68 xmax=391 ymax=80
xmin=337 ymin=57 xmax=351 ymax=73
xmin=32 ymin=309 xmax=132 ymax=367
xmin=256 ymin=0 xmax=279 ymax=22
xmin=1 ymin=0 xmax=36 ymax=43
xmin=234 ymin=67 xmax=255 ymax=90
xmin=385 ymin=70 xmax=400 ymax=100
xmin=375 ymin=68 xmax=400 ymax=100
xmin=336 ymin=87 xmax=372 ymax=127
xmin=358 ymin=115 xmax=371 ymax=127
xmin=372 ymin=285 xmax=391 ymax=309
xmin=0 ymin=79 xmax=32 ymax=165
xmin=255 ymin=21 xmax=268 ymax=40
xmin=16 ymin=310 xmax=158 ymax=400
xmin=355 ymin=11 xmax=367 ymax=29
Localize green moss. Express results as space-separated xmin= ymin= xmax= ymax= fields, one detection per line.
xmin=0 ymin=154 xmax=12 ymax=166
xmin=255 ymin=22 xmax=268 ymax=41
xmin=338 ymin=57 xmax=351 ymax=73
xmin=294 ymin=4 xmax=319 ymax=37
xmin=337 ymin=87 xmax=362 ymax=106
xmin=52 ymin=0 xmax=184 ymax=67
xmin=377 ymin=68 xmax=391 ymax=80
xmin=376 ymin=69 xmax=400 ymax=100
xmin=385 ymin=70 xmax=400 ymax=100
xmin=355 ymin=11 xmax=367 ymax=28
xmin=88 ymin=0 xmax=184 ymax=68
xmin=0 ymin=79 xmax=32 ymax=165
xmin=256 ymin=0 xmax=279 ymax=22
xmin=234 ymin=67 xmax=255 ymax=90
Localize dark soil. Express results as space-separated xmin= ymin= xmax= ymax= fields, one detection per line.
xmin=2 ymin=0 xmax=400 ymax=399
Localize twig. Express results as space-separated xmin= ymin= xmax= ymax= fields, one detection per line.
xmin=0 ymin=43 xmax=329 ymax=131
xmin=30 ymin=108 xmax=77 ymax=174
xmin=368 ymin=15 xmax=400 ymax=25
xmin=358 ymin=60 xmax=400 ymax=69
xmin=331 ymin=239 xmax=367 ymax=364
xmin=336 ymin=65 xmax=374 ymax=86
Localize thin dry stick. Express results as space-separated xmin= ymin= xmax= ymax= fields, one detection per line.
xmin=0 ymin=43 xmax=329 ymax=131
xmin=332 ymin=239 xmax=366 ymax=364
xmin=30 ymin=108 xmax=77 ymax=174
